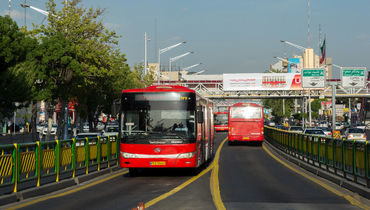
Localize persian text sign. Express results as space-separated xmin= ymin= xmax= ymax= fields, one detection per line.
xmin=301 ymin=68 xmax=325 ymax=88
xmin=341 ymin=67 xmax=366 ymax=88
xmin=223 ymin=73 xmax=301 ymax=91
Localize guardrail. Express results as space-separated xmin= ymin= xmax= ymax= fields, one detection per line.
xmin=0 ymin=135 xmax=119 ymax=193
xmin=264 ymin=127 xmax=369 ymax=188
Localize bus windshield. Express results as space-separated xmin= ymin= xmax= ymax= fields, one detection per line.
xmin=230 ymin=106 xmax=261 ymax=119
xmin=120 ymin=92 xmax=196 ymax=144
xmin=214 ymin=113 xmax=228 ymax=125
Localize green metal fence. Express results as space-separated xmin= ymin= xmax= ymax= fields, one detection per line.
xmin=265 ymin=126 xmax=369 ymax=188
xmin=0 ymin=135 xmax=119 ymax=193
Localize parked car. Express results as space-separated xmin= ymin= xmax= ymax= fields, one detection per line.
xmin=317 ymin=127 xmax=332 ymax=136
xmin=36 ymin=123 xmax=47 ymax=133
xmin=344 ymin=128 xmax=367 ymax=141
xmin=318 ymin=121 xmax=328 ymax=127
xmin=303 ymin=128 xmax=325 ymax=136
xmin=355 ymin=123 xmax=366 ymax=130
xmin=335 ymin=123 xmax=344 ymax=131
xmin=75 ymin=132 xmax=101 ymax=146
xmin=102 ymin=124 xmax=119 ymax=137
xmin=42 ymin=124 xmax=57 ymax=135
xmin=289 ymin=126 xmax=303 ymax=133
xmin=275 ymin=125 xmax=286 ymax=130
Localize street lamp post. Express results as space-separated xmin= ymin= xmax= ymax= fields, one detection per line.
xmin=183 ymin=63 xmax=202 ymax=71
xmin=158 ymin=41 xmax=186 ymax=84
xmin=169 ymin=51 xmax=193 ymax=72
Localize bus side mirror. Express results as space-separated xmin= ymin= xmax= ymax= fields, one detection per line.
xmin=197 ymin=111 xmax=204 ymax=123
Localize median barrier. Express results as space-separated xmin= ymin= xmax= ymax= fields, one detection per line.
xmin=0 ymin=134 xmax=120 ymax=198
xmin=264 ymin=126 xmax=369 ymax=198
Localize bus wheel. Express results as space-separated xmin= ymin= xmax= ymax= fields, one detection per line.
xmin=129 ymin=168 xmax=139 ymax=177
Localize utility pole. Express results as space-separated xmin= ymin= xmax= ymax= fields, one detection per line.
xmin=308 ymin=89 xmax=312 ymax=126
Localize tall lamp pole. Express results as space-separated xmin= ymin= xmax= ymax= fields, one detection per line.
xmin=169 ymin=51 xmax=193 ymax=72
xmin=158 ymin=41 xmax=186 ymax=84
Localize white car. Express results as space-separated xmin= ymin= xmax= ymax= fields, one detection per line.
xmin=303 ymin=129 xmax=326 ymax=138
xmin=42 ymin=124 xmax=57 ymax=135
xmin=75 ymin=132 xmax=101 ymax=146
xmin=289 ymin=126 xmax=303 ymax=134
xmin=355 ymin=123 xmax=366 ymax=130
xmin=344 ymin=128 xmax=367 ymax=141
xmin=102 ymin=125 xmax=119 ymax=137
xmin=335 ymin=123 xmax=344 ymax=130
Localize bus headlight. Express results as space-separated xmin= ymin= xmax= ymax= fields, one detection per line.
xmin=121 ymin=152 xmax=137 ymax=159
xmin=177 ymin=152 xmax=195 ymax=159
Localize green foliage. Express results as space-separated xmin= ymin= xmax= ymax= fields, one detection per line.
xmin=262 ymin=99 xmax=294 ymax=123
xmin=0 ymin=15 xmax=37 ymax=118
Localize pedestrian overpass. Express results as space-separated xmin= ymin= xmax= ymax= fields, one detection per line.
xmin=160 ymin=79 xmax=370 ymax=99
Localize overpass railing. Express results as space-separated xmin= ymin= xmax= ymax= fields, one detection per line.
xmin=264 ymin=127 xmax=369 ymax=188
xmin=0 ymin=135 xmax=119 ymax=194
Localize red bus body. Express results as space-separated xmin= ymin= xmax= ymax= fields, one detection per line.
xmin=228 ymin=103 xmax=264 ymax=143
xmin=119 ymin=85 xmax=214 ymax=170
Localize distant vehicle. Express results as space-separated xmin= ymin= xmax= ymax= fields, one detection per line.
xmin=75 ymin=132 xmax=101 ymax=146
xmin=335 ymin=123 xmax=344 ymax=130
xmin=228 ymin=103 xmax=264 ymax=144
xmin=82 ymin=122 xmax=90 ymax=132
xmin=268 ymin=122 xmax=276 ymax=127
xmin=355 ymin=123 xmax=366 ymax=130
xmin=102 ymin=124 xmax=119 ymax=137
xmin=303 ymin=129 xmax=325 ymax=136
xmin=214 ymin=108 xmax=229 ymax=132
xmin=344 ymin=128 xmax=366 ymax=141
xmin=36 ymin=123 xmax=47 ymax=133
xmin=318 ymin=121 xmax=328 ymax=127
xmin=275 ymin=125 xmax=286 ymax=130
xmin=42 ymin=124 xmax=57 ymax=135
xmin=314 ymin=127 xmax=332 ymax=136
xmin=289 ymin=126 xmax=303 ymax=134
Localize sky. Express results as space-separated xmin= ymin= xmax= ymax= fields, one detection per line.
xmin=2 ymin=0 xmax=370 ymax=78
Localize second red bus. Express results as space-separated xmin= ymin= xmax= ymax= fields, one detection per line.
xmin=228 ymin=103 xmax=264 ymax=145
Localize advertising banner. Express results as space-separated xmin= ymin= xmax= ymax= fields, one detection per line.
xmin=288 ymin=58 xmax=300 ymax=73
xmin=223 ymin=73 xmax=302 ymax=91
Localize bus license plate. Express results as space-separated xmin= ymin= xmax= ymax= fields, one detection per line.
xmin=150 ymin=161 xmax=166 ymax=166
xmin=243 ymin=137 xmax=250 ymax=140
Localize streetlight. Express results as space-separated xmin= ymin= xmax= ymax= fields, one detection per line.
xmin=193 ymin=70 xmax=206 ymax=75
xmin=158 ymin=41 xmax=186 ymax=84
xmin=144 ymin=32 xmax=150 ymax=76
xmin=169 ymin=51 xmax=193 ymax=72
xmin=183 ymin=63 xmax=202 ymax=71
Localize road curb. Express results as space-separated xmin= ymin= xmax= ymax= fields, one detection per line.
xmin=0 ymin=165 xmax=120 ymax=207
xmin=263 ymin=140 xmax=370 ymax=199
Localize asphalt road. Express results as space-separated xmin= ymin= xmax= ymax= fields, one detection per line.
xmin=7 ymin=132 xmax=366 ymax=210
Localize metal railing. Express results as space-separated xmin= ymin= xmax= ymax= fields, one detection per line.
xmin=0 ymin=135 xmax=119 ymax=193
xmin=264 ymin=127 xmax=369 ymax=187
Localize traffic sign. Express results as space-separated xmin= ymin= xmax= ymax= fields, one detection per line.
xmin=341 ymin=67 xmax=366 ymax=88
xmin=301 ymin=68 xmax=326 ymax=88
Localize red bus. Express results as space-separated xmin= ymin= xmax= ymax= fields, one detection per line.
xmin=228 ymin=103 xmax=264 ymax=145
xmin=214 ymin=106 xmax=228 ymax=132
xmin=119 ymin=85 xmax=214 ymax=175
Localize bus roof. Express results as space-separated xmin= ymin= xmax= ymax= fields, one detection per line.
xmin=231 ymin=102 xmax=262 ymax=108
xmin=122 ymin=85 xmax=195 ymax=93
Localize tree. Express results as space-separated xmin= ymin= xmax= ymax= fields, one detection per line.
xmin=0 ymin=15 xmax=37 ymax=119
xmin=29 ymin=0 xmax=139 ymax=134
xmin=263 ymin=98 xmax=294 ymax=123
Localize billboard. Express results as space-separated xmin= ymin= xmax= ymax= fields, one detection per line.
xmin=223 ymin=73 xmax=302 ymax=91
xmin=288 ymin=58 xmax=300 ymax=73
